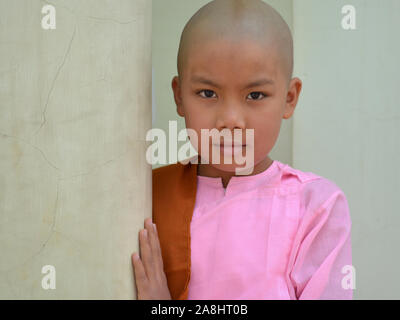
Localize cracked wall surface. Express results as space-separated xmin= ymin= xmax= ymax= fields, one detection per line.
xmin=0 ymin=0 xmax=152 ymax=299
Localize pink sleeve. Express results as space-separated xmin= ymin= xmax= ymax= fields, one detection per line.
xmin=286 ymin=183 xmax=353 ymax=300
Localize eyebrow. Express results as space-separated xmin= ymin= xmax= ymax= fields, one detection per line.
xmin=190 ymin=75 xmax=275 ymax=89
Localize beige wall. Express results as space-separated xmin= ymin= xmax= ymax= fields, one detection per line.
xmin=0 ymin=0 xmax=152 ymax=299
xmin=152 ymin=0 xmax=294 ymax=169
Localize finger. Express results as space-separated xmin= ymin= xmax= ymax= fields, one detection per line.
xmin=139 ymin=228 xmax=156 ymax=280
xmin=151 ymin=223 xmax=165 ymax=270
xmin=131 ymin=252 xmax=148 ymax=289
xmin=144 ymin=218 xmax=164 ymax=271
xmin=144 ymin=218 xmax=166 ymax=282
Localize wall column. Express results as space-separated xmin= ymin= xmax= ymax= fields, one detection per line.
xmin=0 ymin=0 xmax=152 ymax=299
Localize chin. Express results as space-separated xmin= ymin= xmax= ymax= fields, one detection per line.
xmin=209 ymin=163 xmax=240 ymax=173
xmin=203 ymin=157 xmax=255 ymax=174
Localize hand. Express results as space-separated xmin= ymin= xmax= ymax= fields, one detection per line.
xmin=131 ymin=217 xmax=172 ymax=300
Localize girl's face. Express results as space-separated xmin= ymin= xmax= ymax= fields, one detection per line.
xmin=172 ymin=38 xmax=301 ymax=174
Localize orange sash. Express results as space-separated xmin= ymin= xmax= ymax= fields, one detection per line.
xmin=152 ymin=160 xmax=198 ymax=300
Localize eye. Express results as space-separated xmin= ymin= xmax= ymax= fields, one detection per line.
xmin=247 ymin=91 xmax=267 ymax=100
xmin=198 ymin=89 xmax=217 ymax=99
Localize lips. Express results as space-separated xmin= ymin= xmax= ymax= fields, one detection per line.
xmin=211 ymin=143 xmax=246 ymax=157
xmin=213 ymin=142 xmax=246 ymax=147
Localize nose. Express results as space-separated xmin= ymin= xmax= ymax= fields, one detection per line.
xmin=215 ymin=101 xmax=246 ymax=132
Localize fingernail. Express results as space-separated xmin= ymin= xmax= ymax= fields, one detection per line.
xmin=133 ymin=253 xmax=139 ymax=260
xmin=143 ymin=229 xmax=147 ymax=237
xmin=153 ymin=223 xmax=156 ymax=231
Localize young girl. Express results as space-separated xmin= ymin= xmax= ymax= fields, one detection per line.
xmin=132 ymin=0 xmax=353 ymax=300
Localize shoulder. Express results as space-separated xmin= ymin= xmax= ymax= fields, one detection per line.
xmin=153 ymin=162 xmax=186 ymax=180
xmin=152 ymin=160 xmax=198 ymax=198
xmin=152 ymin=163 xmax=186 ymax=196
xmin=152 ymin=160 xmax=198 ymax=183
xmin=276 ymin=161 xmax=347 ymax=211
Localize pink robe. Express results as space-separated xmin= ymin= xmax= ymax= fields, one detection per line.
xmin=187 ymin=160 xmax=353 ymax=299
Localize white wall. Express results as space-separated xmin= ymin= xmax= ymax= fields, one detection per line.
xmin=292 ymin=0 xmax=400 ymax=299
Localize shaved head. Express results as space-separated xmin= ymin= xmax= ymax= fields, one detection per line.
xmin=177 ymin=0 xmax=293 ymax=84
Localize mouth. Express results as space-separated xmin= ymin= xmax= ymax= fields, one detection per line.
xmin=212 ymin=143 xmax=247 ymax=156
xmin=213 ymin=143 xmax=246 ymax=147
xmin=212 ymin=141 xmax=246 ymax=148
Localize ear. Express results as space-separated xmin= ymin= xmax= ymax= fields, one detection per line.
xmin=171 ymin=76 xmax=185 ymax=117
xmin=283 ymin=77 xmax=302 ymax=119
